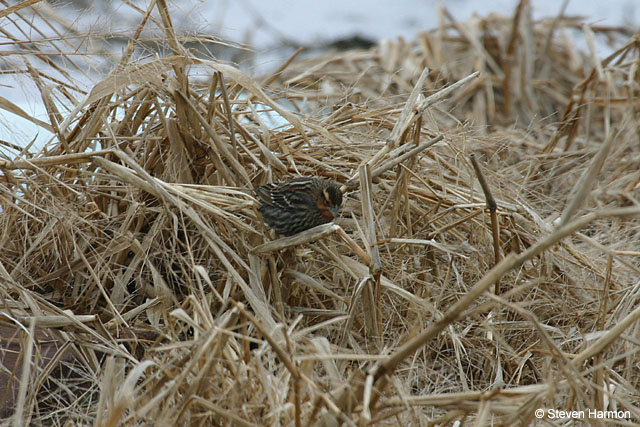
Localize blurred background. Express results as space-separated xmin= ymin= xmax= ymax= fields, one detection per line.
xmin=1 ymin=0 xmax=638 ymax=150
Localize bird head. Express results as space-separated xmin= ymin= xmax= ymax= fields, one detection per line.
xmin=321 ymin=184 xmax=343 ymax=219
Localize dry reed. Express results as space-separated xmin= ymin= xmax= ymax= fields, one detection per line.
xmin=1 ymin=0 xmax=640 ymax=425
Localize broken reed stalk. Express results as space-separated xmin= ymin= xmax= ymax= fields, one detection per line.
xmin=234 ymin=302 xmax=300 ymax=380
xmin=13 ymin=320 xmax=35 ymax=427
xmin=260 ymin=47 xmax=304 ymax=87
xmin=0 ymin=149 xmax=113 ymax=169
xmin=359 ymin=164 xmax=383 ymax=344
xmin=571 ymin=293 xmax=640 ymax=367
xmin=234 ymin=302 xmax=303 ymax=427
xmin=330 ymin=206 xmax=640 ymax=416
xmin=345 ymin=69 xmax=478 ymax=187
xmin=377 ymin=206 xmax=639 ymax=371
xmin=557 ymin=128 xmax=617 ymax=227
xmin=335 ymin=227 xmax=372 ymax=265
xmin=346 ymin=67 xmax=432 ymax=181
xmin=343 ymin=135 xmax=443 ymax=191
xmin=2 ymin=2 xmax=640 ymax=424
xmin=469 ymin=153 xmax=501 ymax=294
xmin=217 ymin=75 xmax=238 ymax=160
xmin=386 ymin=67 xmax=433 ymax=145
xmin=545 ymin=37 xmax=637 ymax=153
xmin=502 ymin=0 xmax=525 ymax=116
xmin=372 ymin=135 xmax=443 ymax=181
xmin=250 ymin=223 xmax=340 ymax=254
xmin=10 ymin=314 xmax=96 ymax=328
xmin=268 ymin=255 xmax=285 ymax=320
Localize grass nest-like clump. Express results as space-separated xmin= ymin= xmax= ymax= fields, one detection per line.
xmin=1 ymin=1 xmax=640 ymax=425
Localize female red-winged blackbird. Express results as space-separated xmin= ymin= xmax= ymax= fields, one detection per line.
xmin=255 ymin=177 xmax=343 ymax=236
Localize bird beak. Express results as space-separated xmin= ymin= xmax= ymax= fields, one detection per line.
xmin=329 ymin=205 xmax=339 ymax=218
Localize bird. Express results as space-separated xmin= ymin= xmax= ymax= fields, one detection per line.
xmin=254 ymin=177 xmax=343 ymax=236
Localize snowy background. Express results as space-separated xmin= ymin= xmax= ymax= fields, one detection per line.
xmin=197 ymin=0 xmax=638 ymax=51
xmin=0 ymin=0 xmax=638 ymax=150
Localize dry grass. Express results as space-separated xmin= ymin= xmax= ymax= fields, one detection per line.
xmin=1 ymin=1 xmax=640 ymax=425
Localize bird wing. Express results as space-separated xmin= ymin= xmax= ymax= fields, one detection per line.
xmin=255 ymin=179 xmax=315 ymax=209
